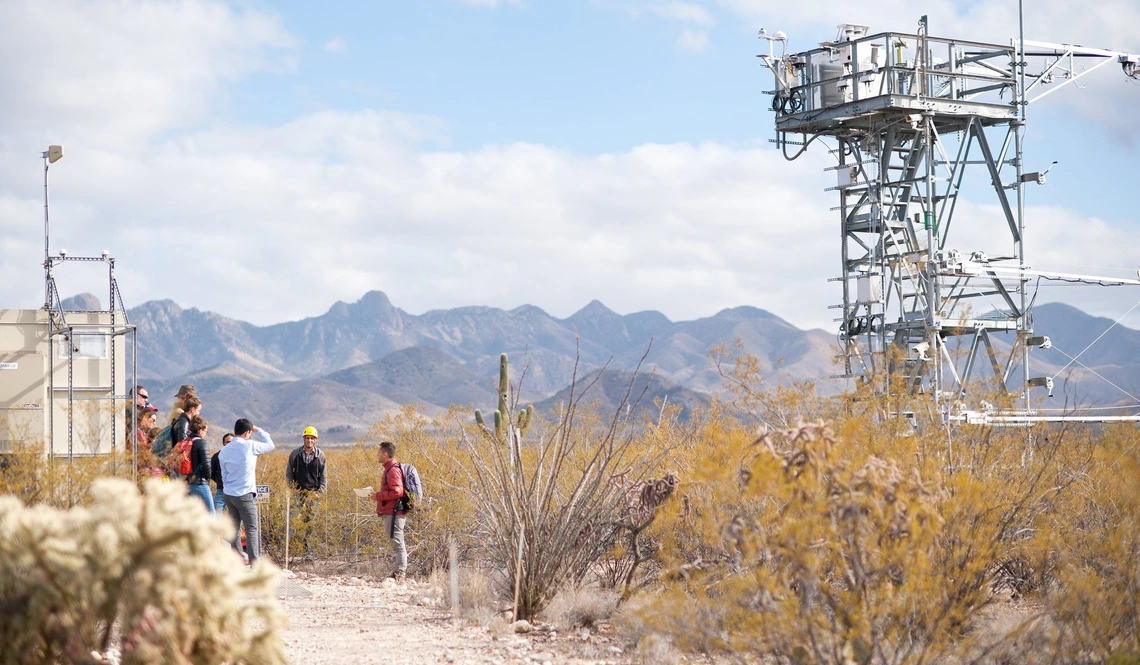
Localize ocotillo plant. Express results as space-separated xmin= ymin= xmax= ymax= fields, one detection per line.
xmin=474 ymin=353 xmax=533 ymax=462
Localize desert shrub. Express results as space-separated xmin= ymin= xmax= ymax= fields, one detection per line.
xmin=250 ymin=405 xmax=482 ymax=578
xmin=251 ymin=384 xmax=682 ymax=618
xmin=646 ymin=421 xmax=1009 ymax=661
xmin=630 ymin=342 xmax=1140 ymax=663
xmin=540 ymin=584 xmax=621 ymax=631
xmin=447 ymin=354 xmax=675 ymax=622
xmin=593 ymin=401 xmax=691 ymax=595
xmin=0 ymin=438 xmax=133 ymax=510
xmin=425 ymin=565 xmax=507 ymax=628
xmin=0 ymin=478 xmax=285 ymax=664
xmin=711 ymin=340 xmax=831 ymax=429
xmin=1042 ymin=425 xmax=1140 ymax=662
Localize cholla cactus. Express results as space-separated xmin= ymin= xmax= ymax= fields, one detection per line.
xmin=0 ymin=478 xmax=286 ymax=665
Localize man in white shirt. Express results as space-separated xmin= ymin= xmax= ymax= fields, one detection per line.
xmin=219 ymin=418 xmax=275 ymax=565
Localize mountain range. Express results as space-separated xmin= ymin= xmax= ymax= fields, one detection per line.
xmin=57 ymin=292 xmax=1140 ymax=443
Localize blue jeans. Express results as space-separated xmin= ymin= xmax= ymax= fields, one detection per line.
xmin=187 ymin=483 xmax=215 ymax=516
xmin=225 ymin=493 xmax=260 ymax=564
xmin=213 ymin=488 xmax=227 ymax=515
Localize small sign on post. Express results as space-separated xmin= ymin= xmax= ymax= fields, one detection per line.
xmin=256 ymin=485 xmax=270 ymax=503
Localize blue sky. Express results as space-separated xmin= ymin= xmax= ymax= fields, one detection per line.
xmin=233 ymin=2 xmax=1133 ymax=192
xmin=229 ymin=0 xmax=1136 ymax=218
xmin=230 ymin=2 xmax=766 ymax=150
xmin=0 ymin=0 xmax=1137 ymax=331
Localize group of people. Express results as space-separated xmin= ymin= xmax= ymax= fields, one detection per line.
xmin=125 ymin=385 xmax=408 ymax=578
xmin=126 ymin=384 xmax=201 ymax=480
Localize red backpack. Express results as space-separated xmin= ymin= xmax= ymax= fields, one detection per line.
xmin=170 ymin=438 xmax=194 ymax=477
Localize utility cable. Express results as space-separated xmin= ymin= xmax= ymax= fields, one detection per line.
xmin=781 ymin=132 xmax=824 ymax=161
xmin=1048 ymin=343 xmax=1140 ymax=406
xmin=1050 ymin=297 xmax=1140 ymax=379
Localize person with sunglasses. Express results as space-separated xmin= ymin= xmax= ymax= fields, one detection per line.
xmin=125 ymin=385 xmax=151 ymax=439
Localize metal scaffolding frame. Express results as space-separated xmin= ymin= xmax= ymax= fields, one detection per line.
xmin=41 ymin=147 xmax=138 ymax=473
xmin=758 ymin=19 xmax=1140 ymax=423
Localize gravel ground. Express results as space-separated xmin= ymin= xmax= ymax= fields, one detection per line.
xmin=278 ymin=571 xmax=640 ymax=665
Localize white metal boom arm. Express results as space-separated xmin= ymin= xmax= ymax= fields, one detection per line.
xmin=1020 ymin=39 xmax=1140 ymax=105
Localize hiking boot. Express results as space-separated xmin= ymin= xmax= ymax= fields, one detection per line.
xmin=391 ymin=572 xmax=406 ymax=583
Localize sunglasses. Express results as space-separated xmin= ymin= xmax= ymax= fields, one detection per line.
xmin=138 ymin=394 xmax=149 ymax=400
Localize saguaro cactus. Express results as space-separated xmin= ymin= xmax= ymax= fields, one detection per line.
xmin=474 ymin=353 xmax=534 ymax=444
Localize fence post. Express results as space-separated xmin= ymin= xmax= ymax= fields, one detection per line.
xmin=284 ymin=492 xmax=291 ymax=570
xmin=449 ymin=537 xmax=459 ymax=616
xmin=512 ymin=524 xmax=525 ymax=622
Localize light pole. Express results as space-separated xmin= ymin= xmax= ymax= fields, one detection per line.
xmin=41 ymin=145 xmax=63 ymax=467
xmin=42 ymin=145 xmax=64 ymax=310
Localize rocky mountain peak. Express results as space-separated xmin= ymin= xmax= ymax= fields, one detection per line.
xmin=711 ymin=305 xmax=780 ymax=322
xmin=350 ymin=290 xmax=401 ymax=323
xmin=569 ymin=299 xmax=618 ymax=322
xmin=358 ymin=290 xmax=393 ymax=311
xmin=510 ymin=304 xmax=552 ymax=318
xmin=60 ymin=293 xmax=103 ymax=311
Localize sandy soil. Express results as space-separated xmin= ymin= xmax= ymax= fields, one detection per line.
xmin=278 ymin=571 xmax=640 ymax=665
xmin=275 ymin=570 xmax=1038 ymax=665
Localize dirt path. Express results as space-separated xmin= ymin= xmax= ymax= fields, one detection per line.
xmin=279 ymin=572 xmax=639 ymax=665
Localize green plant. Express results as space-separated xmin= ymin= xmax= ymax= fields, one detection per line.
xmin=474 ymin=353 xmax=534 ymax=446
xmin=461 ymin=352 xmax=667 ymax=621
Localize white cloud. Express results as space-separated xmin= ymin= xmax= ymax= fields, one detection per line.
xmin=677 ymin=27 xmax=711 ymax=52
xmin=0 ymin=98 xmax=843 ymax=327
xmin=603 ymin=1 xmax=716 ymax=53
xmin=0 ymin=0 xmax=296 ymax=147
xmin=323 ymin=37 xmax=348 ymax=54
xmin=7 ymin=100 xmax=1136 ymax=335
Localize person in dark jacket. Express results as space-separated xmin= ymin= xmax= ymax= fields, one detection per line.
xmin=125 ymin=385 xmax=151 ymax=437
xmin=211 ymin=432 xmax=233 ymax=515
xmin=286 ymin=426 xmax=328 ymax=494
xmin=286 ymin=426 xmax=327 ymax=555
xmin=171 ymin=395 xmax=202 ymax=449
xmin=185 ymin=415 xmax=214 ymax=515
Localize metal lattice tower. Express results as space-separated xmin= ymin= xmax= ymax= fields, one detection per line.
xmin=758 ymin=18 xmax=1140 ymax=423
xmin=40 ymin=146 xmax=139 ymax=470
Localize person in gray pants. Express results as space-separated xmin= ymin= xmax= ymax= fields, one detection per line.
xmin=218 ymin=418 xmax=275 ymax=564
